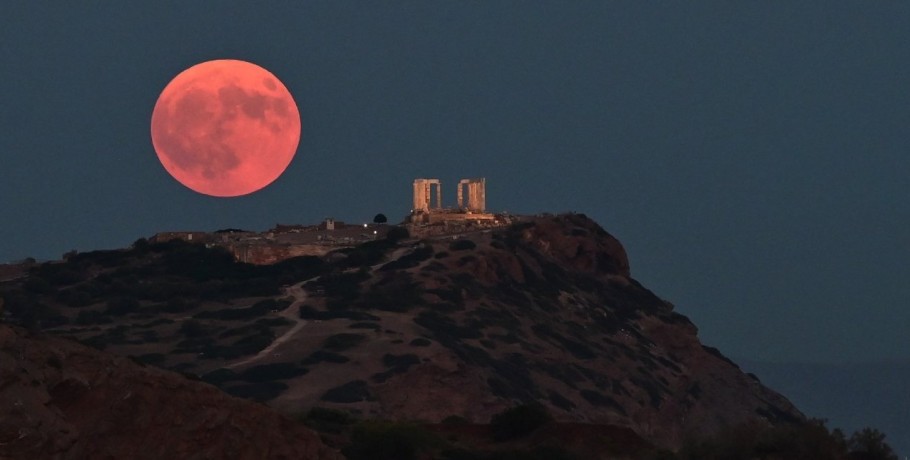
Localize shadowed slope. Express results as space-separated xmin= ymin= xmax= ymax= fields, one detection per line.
xmin=0 ymin=323 xmax=340 ymax=460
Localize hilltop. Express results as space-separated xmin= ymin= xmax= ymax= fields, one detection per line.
xmin=0 ymin=213 xmax=806 ymax=454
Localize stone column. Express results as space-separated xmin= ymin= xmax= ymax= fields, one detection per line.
xmin=468 ymin=183 xmax=475 ymax=211
xmin=435 ymin=181 xmax=442 ymax=209
xmin=457 ymin=181 xmax=464 ymax=208
xmin=413 ymin=179 xmax=430 ymax=211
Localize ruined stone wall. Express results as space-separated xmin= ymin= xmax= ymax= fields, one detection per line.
xmin=227 ymin=243 xmax=334 ymax=265
xmin=150 ymin=232 xmax=212 ymax=244
xmin=406 ymin=214 xmax=511 ymax=238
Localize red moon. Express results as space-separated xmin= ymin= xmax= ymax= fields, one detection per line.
xmin=150 ymin=60 xmax=301 ymax=197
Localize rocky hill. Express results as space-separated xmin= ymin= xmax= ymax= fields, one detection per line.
xmin=0 ymin=213 xmax=802 ymax=450
xmin=0 ymin=323 xmax=340 ymax=459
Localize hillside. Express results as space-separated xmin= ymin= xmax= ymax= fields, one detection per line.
xmin=0 ymin=322 xmax=340 ymax=459
xmin=0 ymin=213 xmax=802 ymax=450
xmin=741 ymin=360 xmax=909 ymax=458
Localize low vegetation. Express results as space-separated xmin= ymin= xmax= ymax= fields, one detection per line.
xmin=675 ymin=420 xmax=898 ymax=460
xmin=0 ymin=239 xmax=328 ymax=330
xmin=300 ymin=407 xmax=357 ymax=434
xmin=343 ymin=421 xmax=438 ymax=460
xmin=301 ymin=350 xmax=350 ymax=365
xmin=322 ymin=333 xmax=367 ymax=352
xmin=320 ymin=380 xmax=372 ymax=403
xmin=223 ymin=381 xmax=288 ymax=402
xmin=0 ymin=216 xmax=900 ymax=460
xmin=298 ymin=404 xmax=896 ymax=460
xmin=490 ymin=403 xmax=552 ymax=441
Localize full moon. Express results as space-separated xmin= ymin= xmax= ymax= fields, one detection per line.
xmin=150 ymin=59 xmax=301 ymax=197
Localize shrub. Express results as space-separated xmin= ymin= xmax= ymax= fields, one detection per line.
xmin=320 ymin=380 xmax=371 ymax=403
xmin=299 ymin=305 xmax=380 ymax=321
xmin=75 ymin=310 xmax=112 ymax=326
xmin=162 ymin=297 xmax=195 ymax=313
xmin=383 ymin=353 xmax=420 ymax=369
xmin=301 ymin=407 xmax=357 ymax=434
xmin=317 ymin=270 xmax=369 ymax=307
xmin=236 ymin=362 xmax=308 ymax=382
xmin=56 ymin=288 xmax=94 ymax=307
xmin=441 ymin=415 xmax=469 ymax=425
xmin=449 ymin=239 xmax=476 ymax=251
xmin=162 ymin=244 xmax=241 ymax=281
xmin=132 ymin=237 xmax=150 ymax=252
xmin=178 ymin=320 xmax=209 ymax=338
xmin=323 ymin=333 xmax=367 ymax=351
xmin=201 ymin=368 xmax=238 ymax=385
xmin=46 ymin=355 xmax=63 ymax=369
xmin=675 ymin=419 xmax=886 ymax=460
xmin=548 ymin=390 xmax=576 ymax=411
xmin=104 ymin=296 xmax=140 ymax=316
xmin=218 ymin=318 xmax=290 ymax=339
xmin=224 ymin=381 xmax=287 ymax=402
xmin=343 ymin=421 xmax=436 ymax=460
xmin=339 ymin=241 xmax=394 ymax=269
xmin=579 ymin=390 xmax=627 ymax=415
xmin=202 ymin=330 xmax=274 ymax=359
xmin=24 ymin=277 xmax=53 ymax=294
xmin=266 ymin=255 xmax=326 ymax=285
xmin=37 ymin=265 xmax=84 ymax=286
xmin=194 ymin=298 xmax=289 ymax=321
xmin=372 ymin=353 xmax=422 ymax=383
xmin=134 ymin=353 xmax=166 ymax=366
xmin=490 ymin=404 xmax=552 ymax=441
xmin=414 ymin=311 xmax=482 ymax=340
xmin=356 ymin=273 xmax=425 ymax=313
xmin=848 ymin=428 xmax=898 ymax=460
xmin=386 ymin=226 xmax=410 ymax=242
xmin=301 ymin=350 xmax=350 ymax=365
xmin=457 ymin=255 xmax=477 ymax=266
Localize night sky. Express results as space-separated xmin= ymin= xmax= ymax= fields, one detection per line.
xmin=2 ymin=2 xmax=909 ymax=369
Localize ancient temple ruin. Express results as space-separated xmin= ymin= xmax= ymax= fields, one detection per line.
xmin=409 ymin=177 xmax=494 ymax=223
xmin=412 ymin=178 xmax=442 ymax=212
xmin=457 ymin=178 xmax=486 ymax=213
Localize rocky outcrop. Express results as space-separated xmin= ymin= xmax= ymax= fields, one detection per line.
xmin=228 ymin=241 xmax=333 ymax=264
xmin=513 ymin=213 xmax=631 ymax=277
xmin=0 ymin=324 xmax=341 ymax=460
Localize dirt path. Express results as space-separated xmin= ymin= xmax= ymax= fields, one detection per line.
xmin=225 ymin=247 xmax=411 ymax=369
xmin=226 ymin=278 xmax=315 ymax=369
xmin=370 ymin=246 xmax=411 ymax=271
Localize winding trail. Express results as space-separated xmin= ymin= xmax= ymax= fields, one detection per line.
xmin=226 ymin=277 xmax=316 ymax=369
xmin=225 ymin=246 xmax=413 ymax=369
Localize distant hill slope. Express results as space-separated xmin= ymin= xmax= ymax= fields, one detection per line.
xmin=0 ymin=213 xmax=803 ymax=448
xmin=741 ymin=360 xmax=910 ymax=458
xmin=0 ymin=323 xmax=341 ymax=459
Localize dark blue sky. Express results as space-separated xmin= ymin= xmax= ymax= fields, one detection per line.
xmin=2 ymin=2 xmax=909 ymax=364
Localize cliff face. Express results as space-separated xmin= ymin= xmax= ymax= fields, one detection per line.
xmin=0 ymin=213 xmax=803 ymax=450
xmin=0 ymin=324 xmax=341 ymax=460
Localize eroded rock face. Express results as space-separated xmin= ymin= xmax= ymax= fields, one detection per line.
xmin=516 ymin=213 xmax=631 ymax=278
xmin=0 ymin=324 xmax=341 ymax=460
